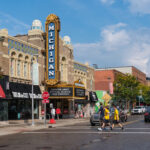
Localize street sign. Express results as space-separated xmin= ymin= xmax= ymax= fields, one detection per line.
xmin=42 ymin=91 xmax=49 ymax=99
xmin=41 ymin=110 xmax=45 ymax=115
xmin=42 ymin=99 xmax=49 ymax=103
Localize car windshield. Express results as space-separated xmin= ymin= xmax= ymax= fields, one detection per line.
xmin=135 ymin=107 xmax=142 ymax=109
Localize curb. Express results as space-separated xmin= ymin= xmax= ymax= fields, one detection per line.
xmin=0 ymin=119 xmax=89 ymax=136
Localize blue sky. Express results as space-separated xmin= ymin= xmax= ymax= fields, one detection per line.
xmin=1 ymin=0 xmax=150 ymax=75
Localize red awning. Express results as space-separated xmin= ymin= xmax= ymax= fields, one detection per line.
xmin=0 ymin=85 xmax=6 ymax=98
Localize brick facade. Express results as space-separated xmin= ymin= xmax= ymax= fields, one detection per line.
xmin=132 ymin=66 xmax=146 ymax=85
xmin=94 ymin=70 xmax=122 ymax=91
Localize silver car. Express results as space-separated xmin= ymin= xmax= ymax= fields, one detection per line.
xmin=90 ymin=113 xmax=100 ymax=126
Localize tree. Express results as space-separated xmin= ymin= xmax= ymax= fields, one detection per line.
xmin=138 ymin=84 xmax=150 ymax=105
xmin=113 ymin=74 xmax=140 ymax=109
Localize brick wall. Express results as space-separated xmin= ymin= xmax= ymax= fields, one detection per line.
xmin=94 ymin=70 xmax=122 ymax=91
xmin=132 ymin=67 xmax=146 ymax=85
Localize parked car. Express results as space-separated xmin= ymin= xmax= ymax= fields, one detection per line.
xmin=140 ymin=106 xmax=146 ymax=113
xmin=144 ymin=106 xmax=150 ymax=122
xmin=90 ymin=113 xmax=99 ymax=126
xmin=131 ymin=106 xmax=145 ymax=115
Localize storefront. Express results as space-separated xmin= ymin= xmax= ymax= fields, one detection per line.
xmin=8 ymin=82 xmax=42 ymax=120
xmin=47 ymin=80 xmax=87 ymax=118
xmin=0 ymin=76 xmax=9 ymax=121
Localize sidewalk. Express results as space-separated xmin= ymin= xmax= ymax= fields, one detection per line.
xmin=0 ymin=118 xmax=89 ymax=136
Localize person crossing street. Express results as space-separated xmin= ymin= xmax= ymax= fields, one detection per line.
xmin=98 ymin=105 xmax=112 ymax=131
xmin=98 ymin=103 xmax=104 ymax=128
xmin=112 ymin=104 xmax=124 ymax=130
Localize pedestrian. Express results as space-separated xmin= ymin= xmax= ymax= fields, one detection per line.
xmin=98 ymin=103 xmax=104 ymax=128
xmin=112 ymin=104 xmax=124 ymax=130
xmin=98 ymin=105 xmax=112 ymax=131
xmin=56 ymin=108 xmax=61 ymax=120
xmin=51 ymin=107 xmax=56 ymax=119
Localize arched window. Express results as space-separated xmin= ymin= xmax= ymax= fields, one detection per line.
xmin=24 ymin=62 xmax=27 ymax=77
xmin=17 ymin=60 xmax=21 ymax=76
xmin=61 ymin=57 xmax=67 ymax=81
xmin=24 ymin=56 xmax=29 ymax=78
xmin=30 ymin=56 xmax=36 ymax=79
xmin=10 ymin=52 xmax=16 ymax=77
xmin=17 ymin=54 xmax=23 ymax=77
xmin=11 ymin=58 xmax=14 ymax=76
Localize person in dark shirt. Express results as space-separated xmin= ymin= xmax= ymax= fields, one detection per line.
xmin=98 ymin=103 xmax=104 ymax=127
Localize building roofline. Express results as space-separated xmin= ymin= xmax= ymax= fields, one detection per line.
xmin=73 ymin=60 xmax=94 ymax=70
xmin=8 ymin=35 xmax=43 ymax=50
xmin=96 ymin=66 xmax=133 ymax=70
xmin=95 ymin=66 xmax=146 ymax=75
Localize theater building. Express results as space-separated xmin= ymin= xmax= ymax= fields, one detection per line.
xmin=0 ymin=14 xmax=95 ymax=121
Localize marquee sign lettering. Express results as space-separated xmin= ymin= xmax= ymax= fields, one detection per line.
xmin=45 ymin=14 xmax=60 ymax=85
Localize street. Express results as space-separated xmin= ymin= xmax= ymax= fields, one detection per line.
xmin=0 ymin=115 xmax=150 ymax=150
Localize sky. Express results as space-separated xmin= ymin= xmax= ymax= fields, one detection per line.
xmin=1 ymin=0 xmax=150 ymax=76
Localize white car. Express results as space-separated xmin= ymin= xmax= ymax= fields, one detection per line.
xmin=131 ymin=106 xmax=145 ymax=114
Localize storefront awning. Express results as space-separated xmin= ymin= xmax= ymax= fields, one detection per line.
xmin=10 ymin=82 xmax=42 ymax=99
xmin=0 ymin=85 xmax=6 ymax=98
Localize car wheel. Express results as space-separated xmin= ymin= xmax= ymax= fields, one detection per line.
xmin=145 ymin=119 xmax=148 ymax=122
xmin=91 ymin=122 xmax=95 ymax=126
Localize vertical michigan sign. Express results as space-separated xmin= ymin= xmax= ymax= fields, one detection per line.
xmin=45 ymin=14 xmax=60 ymax=85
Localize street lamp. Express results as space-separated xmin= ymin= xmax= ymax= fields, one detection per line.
xmin=31 ymin=54 xmax=38 ymax=126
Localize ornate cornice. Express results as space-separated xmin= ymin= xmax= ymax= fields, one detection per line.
xmin=46 ymin=14 xmax=59 ymax=22
xmin=46 ymin=14 xmax=60 ymax=31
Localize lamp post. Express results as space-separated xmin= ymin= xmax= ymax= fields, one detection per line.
xmin=31 ymin=54 xmax=38 ymax=126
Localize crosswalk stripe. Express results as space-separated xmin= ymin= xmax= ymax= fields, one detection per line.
xmin=55 ymin=127 xmax=150 ymax=130
xmin=23 ymin=131 xmax=150 ymax=134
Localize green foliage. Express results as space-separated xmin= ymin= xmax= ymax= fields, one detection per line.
xmin=113 ymin=74 xmax=140 ymax=104
xmin=138 ymin=84 xmax=150 ymax=104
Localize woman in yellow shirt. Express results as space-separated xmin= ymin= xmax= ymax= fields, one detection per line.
xmin=98 ymin=105 xmax=112 ymax=131
xmin=112 ymin=105 xmax=124 ymax=130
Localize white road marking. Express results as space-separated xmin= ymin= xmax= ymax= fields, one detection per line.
xmin=23 ymin=131 xmax=150 ymax=134
xmin=55 ymin=127 xmax=150 ymax=130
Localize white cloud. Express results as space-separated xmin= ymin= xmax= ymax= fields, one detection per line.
xmin=101 ymin=23 xmax=130 ymax=51
xmin=73 ymin=23 xmax=150 ymax=75
xmin=126 ymin=0 xmax=150 ymax=14
xmin=100 ymin=0 xmax=115 ymax=4
xmin=0 ymin=12 xmax=30 ymax=35
xmin=100 ymin=0 xmax=150 ymax=14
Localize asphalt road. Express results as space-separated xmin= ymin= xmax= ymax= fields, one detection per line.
xmin=0 ymin=115 xmax=150 ymax=150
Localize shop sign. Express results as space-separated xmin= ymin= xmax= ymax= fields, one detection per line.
xmin=42 ymin=99 xmax=49 ymax=103
xmin=48 ymin=87 xmax=73 ymax=96
xmin=41 ymin=110 xmax=45 ymax=115
xmin=48 ymin=22 xmax=55 ymax=79
xmin=74 ymin=79 xmax=85 ymax=88
xmin=75 ymin=88 xmax=85 ymax=97
xmin=29 ymin=93 xmax=42 ymax=99
xmin=12 ymin=92 xmax=42 ymax=99
xmin=109 ymin=82 xmax=114 ymax=94
xmin=12 ymin=92 xmax=29 ymax=98
xmin=45 ymin=14 xmax=60 ymax=85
